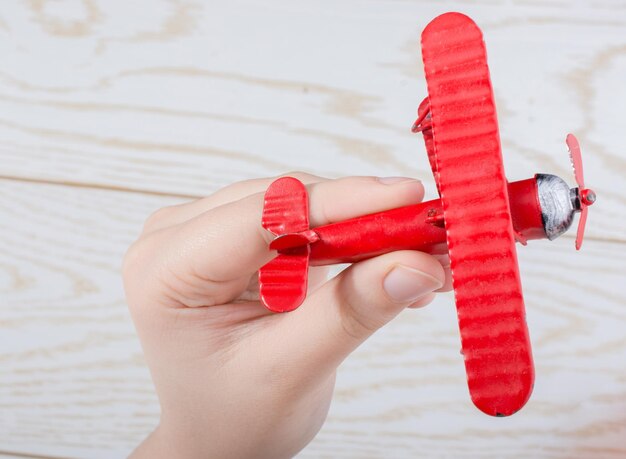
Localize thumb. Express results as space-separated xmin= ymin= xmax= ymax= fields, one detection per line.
xmin=274 ymin=250 xmax=445 ymax=381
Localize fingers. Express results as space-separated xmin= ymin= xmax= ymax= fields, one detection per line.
xmin=142 ymin=172 xmax=326 ymax=235
xmin=133 ymin=175 xmax=425 ymax=308
xmin=306 ymin=176 xmax=424 ymax=226
xmin=272 ymin=250 xmax=445 ymax=380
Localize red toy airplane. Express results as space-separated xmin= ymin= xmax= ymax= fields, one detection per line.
xmin=258 ymin=12 xmax=596 ymax=417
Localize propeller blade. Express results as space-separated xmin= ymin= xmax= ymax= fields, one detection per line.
xmin=566 ymin=133 xmax=585 ymax=189
xmin=575 ymin=205 xmax=588 ymax=251
xmin=565 ymin=134 xmax=595 ymax=250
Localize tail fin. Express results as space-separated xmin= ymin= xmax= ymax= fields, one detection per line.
xmin=259 ymin=177 xmax=311 ymax=313
xmin=412 ymin=97 xmax=440 ymax=195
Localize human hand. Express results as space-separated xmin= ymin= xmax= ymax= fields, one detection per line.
xmin=123 ymin=173 xmax=451 ymax=458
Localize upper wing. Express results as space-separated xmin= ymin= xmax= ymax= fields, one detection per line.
xmin=421 ymin=12 xmax=534 ymax=416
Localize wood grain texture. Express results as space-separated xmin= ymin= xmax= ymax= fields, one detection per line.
xmin=1 ymin=181 xmax=625 ymax=458
xmin=0 ymin=1 xmax=624 ymax=240
xmin=0 ymin=1 xmax=624 ymax=458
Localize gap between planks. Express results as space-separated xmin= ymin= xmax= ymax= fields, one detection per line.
xmin=0 ymin=450 xmax=75 ymax=459
xmin=0 ymin=173 xmax=199 ymax=200
xmin=1 ymin=174 xmax=623 ymax=246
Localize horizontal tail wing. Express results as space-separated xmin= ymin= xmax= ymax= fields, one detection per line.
xmin=259 ymin=250 xmax=309 ymax=313
xmin=259 ymin=177 xmax=310 ymax=313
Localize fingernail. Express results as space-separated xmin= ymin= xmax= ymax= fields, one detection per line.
xmin=377 ymin=176 xmax=417 ymax=185
xmin=383 ymin=265 xmax=443 ymax=303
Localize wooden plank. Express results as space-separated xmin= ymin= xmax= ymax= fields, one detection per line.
xmin=1 ymin=179 xmax=624 ymax=458
xmin=0 ymin=181 xmax=169 ymax=458
xmin=0 ymin=1 xmax=624 ymax=240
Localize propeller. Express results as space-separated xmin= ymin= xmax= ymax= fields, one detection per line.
xmin=566 ymin=133 xmax=596 ymax=250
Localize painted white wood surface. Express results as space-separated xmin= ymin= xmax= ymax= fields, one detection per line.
xmin=0 ymin=1 xmax=624 ymax=458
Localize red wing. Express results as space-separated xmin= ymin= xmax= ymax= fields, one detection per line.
xmin=259 ymin=177 xmax=310 ymax=313
xmin=421 ymin=13 xmax=534 ymax=416
xmin=261 ymin=176 xmax=310 ymax=235
xmin=259 ymin=249 xmax=309 ymax=313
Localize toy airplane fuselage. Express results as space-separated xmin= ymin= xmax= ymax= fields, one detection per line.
xmin=258 ymin=12 xmax=595 ymax=417
xmin=267 ymin=174 xmax=584 ymax=264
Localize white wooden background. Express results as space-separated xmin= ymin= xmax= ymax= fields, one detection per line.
xmin=1 ymin=1 xmax=625 ymax=458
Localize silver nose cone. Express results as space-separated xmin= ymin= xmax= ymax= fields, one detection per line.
xmin=536 ymin=174 xmax=577 ymax=240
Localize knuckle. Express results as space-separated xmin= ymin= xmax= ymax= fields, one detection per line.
xmin=121 ymin=238 xmax=151 ymax=310
xmin=122 ymin=234 xmax=188 ymax=311
xmin=122 ymin=231 xmax=165 ymax=284
xmin=142 ymin=206 xmax=174 ymax=234
xmin=122 ymin=239 xmax=144 ymax=281
xmin=122 ymin=234 xmax=161 ymax=284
